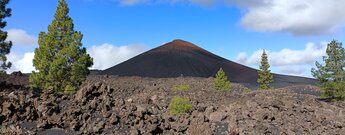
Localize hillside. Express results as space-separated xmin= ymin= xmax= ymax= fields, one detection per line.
xmin=102 ymin=39 xmax=316 ymax=88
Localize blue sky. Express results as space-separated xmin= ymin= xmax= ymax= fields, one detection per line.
xmin=5 ymin=0 xmax=345 ymax=77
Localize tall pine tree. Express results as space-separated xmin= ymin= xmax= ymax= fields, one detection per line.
xmin=312 ymin=40 xmax=345 ymax=99
xmin=0 ymin=0 xmax=12 ymax=75
xmin=30 ymin=0 xmax=93 ymax=93
xmin=257 ymin=50 xmax=273 ymax=90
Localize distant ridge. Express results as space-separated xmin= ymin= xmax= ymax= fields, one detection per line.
xmin=101 ymin=39 xmax=315 ymax=88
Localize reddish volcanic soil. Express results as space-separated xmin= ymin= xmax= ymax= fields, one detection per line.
xmin=102 ymin=39 xmax=316 ymax=88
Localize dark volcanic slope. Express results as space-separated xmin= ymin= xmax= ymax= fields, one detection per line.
xmin=102 ymin=39 xmax=315 ymax=88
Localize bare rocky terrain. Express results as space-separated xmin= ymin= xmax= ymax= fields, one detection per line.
xmin=1 ymin=75 xmax=344 ymax=135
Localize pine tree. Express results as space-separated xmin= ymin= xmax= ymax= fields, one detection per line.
xmin=214 ymin=68 xmax=232 ymax=91
xmin=257 ymin=50 xmax=273 ymax=90
xmin=30 ymin=0 xmax=93 ymax=93
xmin=312 ymin=40 xmax=345 ymax=99
xmin=0 ymin=0 xmax=12 ymax=75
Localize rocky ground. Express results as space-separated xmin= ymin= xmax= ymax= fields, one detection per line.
xmin=0 ymin=75 xmax=344 ymax=135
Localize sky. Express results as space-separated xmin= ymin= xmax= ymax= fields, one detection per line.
xmin=5 ymin=0 xmax=345 ymax=77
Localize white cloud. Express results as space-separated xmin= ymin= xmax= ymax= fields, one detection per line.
xmin=229 ymin=0 xmax=345 ymax=36
xmin=88 ymin=43 xmax=147 ymax=70
xmin=235 ymin=52 xmax=247 ymax=64
xmin=278 ymin=65 xmax=308 ymax=77
xmin=114 ymin=0 xmax=345 ymax=35
xmin=5 ymin=43 xmax=147 ymax=73
xmin=6 ymin=29 xmax=37 ymax=45
xmin=235 ymin=41 xmax=328 ymax=77
xmin=239 ymin=42 xmax=327 ymax=66
xmin=7 ymin=52 xmax=35 ymax=73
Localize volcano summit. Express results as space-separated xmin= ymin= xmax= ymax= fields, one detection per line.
xmin=102 ymin=39 xmax=315 ymax=88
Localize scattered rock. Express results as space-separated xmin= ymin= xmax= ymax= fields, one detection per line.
xmin=209 ymin=111 xmax=225 ymax=122
xmin=187 ymin=113 xmax=212 ymax=135
xmin=93 ymin=121 xmax=105 ymax=133
xmin=37 ymin=119 xmax=49 ymax=129
xmin=0 ymin=76 xmax=343 ymax=135
xmin=127 ymin=98 xmax=133 ymax=103
xmin=109 ymin=114 xmax=119 ymax=125
xmin=130 ymin=127 xmax=140 ymax=135
xmin=2 ymin=102 xmax=15 ymax=117
xmin=150 ymin=95 xmax=158 ymax=103
xmin=8 ymin=92 xmax=18 ymax=100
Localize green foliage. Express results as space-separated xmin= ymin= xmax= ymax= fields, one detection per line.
xmin=312 ymin=40 xmax=345 ymax=100
xmin=320 ymin=81 xmax=345 ymax=100
xmin=29 ymin=0 xmax=93 ymax=94
xmin=169 ymin=96 xmax=192 ymax=116
xmin=0 ymin=0 xmax=12 ymax=76
xmin=257 ymin=50 xmax=273 ymax=90
xmin=214 ymin=68 xmax=232 ymax=91
xmin=172 ymin=84 xmax=191 ymax=91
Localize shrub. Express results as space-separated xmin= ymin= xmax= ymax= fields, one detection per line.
xmin=214 ymin=68 xmax=232 ymax=91
xmin=169 ymin=96 xmax=192 ymax=116
xmin=172 ymin=84 xmax=191 ymax=91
